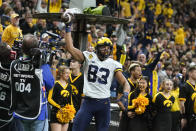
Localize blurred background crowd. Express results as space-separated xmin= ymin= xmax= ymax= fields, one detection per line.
xmin=0 ymin=0 xmax=196 ymax=131
xmin=0 ymin=0 xmax=195 ymax=71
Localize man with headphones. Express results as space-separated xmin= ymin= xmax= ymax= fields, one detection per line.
xmin=10 ymin=34 xmax=54 ymax=131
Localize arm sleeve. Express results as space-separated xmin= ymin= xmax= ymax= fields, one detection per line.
xmin=42 ymin=64 xmax=55 ymax=91
xmin=147 ymin=51 xmax=162 ymax=70
xmin=48 ymin=84 xmax=61 ymax=109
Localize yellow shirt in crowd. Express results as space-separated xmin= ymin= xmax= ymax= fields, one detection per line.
xmin=120 ymin=1 xmax=131 ymax=17
xmin=175 ymin=28 xmax=185 ymax=45
xmin=1 ymin=24 xmax=23 ymax=47
xmin=48 ymin=0 xmax=62 ymax=13
xmin=155 ymin=3 xmax=162 ymax=16
xmin=171 ymin=88 xmax=180 ymax=112
xmin=0 ymin=24 xmax=3 ymax=35
xmin=138 ymin=0 xmax=145 ymax=11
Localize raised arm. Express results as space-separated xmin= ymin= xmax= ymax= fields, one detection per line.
xmin=64 ymin=27 xmax=84 ymax=63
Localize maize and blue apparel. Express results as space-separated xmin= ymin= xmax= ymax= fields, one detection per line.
xmin=72 ymin=51 xmax=122 ymax=131
xmin=142 ymin=52 xmax=162 ymax=96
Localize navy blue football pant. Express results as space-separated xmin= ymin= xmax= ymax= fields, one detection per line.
xmin=72 ymin=97 xmax=110 ymax=131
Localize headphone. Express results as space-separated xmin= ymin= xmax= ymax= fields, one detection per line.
xmin=10 ymin=50 xmax=17 ymax=60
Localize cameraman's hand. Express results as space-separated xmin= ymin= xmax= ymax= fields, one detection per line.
xmin=51 ymin=55 xmax=59 ymax=69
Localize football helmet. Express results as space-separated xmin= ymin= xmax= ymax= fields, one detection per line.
xmin=95 ymin=37 xmax=113 ymax=60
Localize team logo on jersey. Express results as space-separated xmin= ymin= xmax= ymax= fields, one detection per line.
xmin=14 ymin=63 xmax=34 ymax=73
xmin=89 ymin=54 xmax=93 ymax=59
xmin=163 ymin=100 xmax=172 ymax=107
xmin=61 ymin=90 xmax=70 ymax=97
xmin=71 ymin=84 xmax=78 ymax=95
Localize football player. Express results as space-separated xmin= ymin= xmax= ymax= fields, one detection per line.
xmin=64 ymin=23 xmax=130 ymax=131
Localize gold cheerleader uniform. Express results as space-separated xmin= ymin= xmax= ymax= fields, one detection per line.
xmin=48 ymin=81 xmax=72 ymax=124
xmin=152 ymin=92 xmax=175 ymax=131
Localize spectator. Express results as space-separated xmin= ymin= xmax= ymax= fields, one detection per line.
xmin=2 ymin=13 xmax=22 ymax=47
xmin=33 ymin=19 xmax=47 ymax=35
xmin=165 ymin=65 xmax=173 ymax=79
xmin=1 ymin=7 xmax=12 ymax=27
xmin=36 ymin=0 xmax=47 ymax=13
xmin=13 ymin=1 xmax=23 ymax=17
xmin=49 ymin=0 xmax=62 ymax=13
xmin=20 ymin=12 xmax=35 ymax=35
xmin=137 ymin=49 xmax=162 ymax=96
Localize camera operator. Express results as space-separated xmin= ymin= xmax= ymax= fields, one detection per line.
xmin=10 ymin=34 xmax=55 ymax=131
xmin=0 ymin=43 xmax=23 ymax=131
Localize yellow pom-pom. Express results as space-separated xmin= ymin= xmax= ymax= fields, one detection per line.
xmin=56 ymin=104 xmax=76 ymax=123
xmin=128 ymin=95 xmax=149 ymax=114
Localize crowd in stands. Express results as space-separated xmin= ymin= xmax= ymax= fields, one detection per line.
xmin=0 ymin=0 xmax=196 ymax=131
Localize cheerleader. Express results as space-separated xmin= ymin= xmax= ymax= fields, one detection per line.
xmin=171 ymin=77 xmax=181 ymax=131
xmin=48 ymin=65 xmax=75 ymax=131
xmin=126 ymin=76 xmax=152 ymax=131
xmin=152 ymin=79 xmax=175 ymax=131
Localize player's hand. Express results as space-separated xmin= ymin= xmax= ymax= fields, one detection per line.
xmin=62 ymin=8 xmax=82 ymax=24
xmin=62 ymin=11 xmax=73 ymax=24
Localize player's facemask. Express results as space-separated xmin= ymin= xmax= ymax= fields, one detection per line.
xmin=95 ymin=37 xmax=113 ymax=61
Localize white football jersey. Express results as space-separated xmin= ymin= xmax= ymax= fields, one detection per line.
xmin=83 ymin=51 xmax=122 ymax=98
